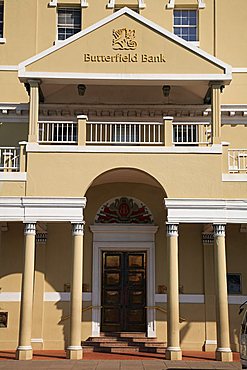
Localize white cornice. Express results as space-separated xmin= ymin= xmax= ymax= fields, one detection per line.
xmin=222 ymin=174 xmax=247 ymax=182
xmin=164 ymin=198 xmax=247 ymax=224
xmin=0 ymin=197 xmax=86 ymax=222
xmin=49 ymin=0 xmax=88 ymax=8
xmin=2 ymin=103 xmax=247 ymax=123
xmin=167 ymin=0 xmax=205 ymax=9
xmin=0 ymin=173 xmax=27 ymax=181
xmin=232 ymin=68 xmax=247 ymax=73
xmin=18 ymin=71 xmax=232 ymax=83
xmin=107 ymin=0 xmax=146 ymax=9
xmin=25 ymin=142 xmax=223 ymax=154
xmin=0 ymin=65 xmax=18 ymax=71
xmin=18 ymin=7 xmax=231 ymax=82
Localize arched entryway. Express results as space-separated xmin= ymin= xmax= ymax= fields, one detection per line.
xmin=84 ymin=168 xmax=166 ymax=338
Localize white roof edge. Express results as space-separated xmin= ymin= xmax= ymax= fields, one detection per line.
xmin=18 ymin=7 xmax=232 ymax=79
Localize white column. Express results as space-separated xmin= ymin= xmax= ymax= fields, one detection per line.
xmin=213 ymin=224 xmax=232 ymax=362
xmin=166 ymin=223 xmax=182 ymax=360
xmin=28 ymin=80 xmax=40 ymax=142
xmin=16 ymin=223 xmax=36 ymax=360
xmin=66 ymin=222 xmax=84 ymax=360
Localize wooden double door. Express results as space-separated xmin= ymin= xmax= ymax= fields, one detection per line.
xmin=101 ymin=251 xmax=147 ymax=332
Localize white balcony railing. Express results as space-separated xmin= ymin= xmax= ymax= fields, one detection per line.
xmin=38 ymin=121 xmax=77 ymax=144
xmin=173 ymin=123 xmax=211 ymax=145
xmin=0 ymin=147 xmax=20 ymax=171
xmin=228 ymin=149 xmax=247 ymax=173
xmin=86 ymin=122 xmax=164 ymax=145
xmin=37 ymin=120 xmax=213 ymax=147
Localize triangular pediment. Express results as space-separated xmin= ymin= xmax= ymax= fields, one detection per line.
xmin=19 ymin=8 xmax=231 ymax=83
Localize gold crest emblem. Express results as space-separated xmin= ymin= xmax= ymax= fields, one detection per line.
xmin=112 ymin=28 xmax=137 ymax=50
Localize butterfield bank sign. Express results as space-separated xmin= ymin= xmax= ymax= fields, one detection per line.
xmin=84 ymin=28 xmax=166 ymax=63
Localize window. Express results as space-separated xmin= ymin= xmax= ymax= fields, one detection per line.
xmin=57 ymin=7 xmax=81 ymax=41
xmin=173 ymin=9 xmax=198 ymax=42
xmin=0 ymin=1 xmax=4 ymax=39
xmin=227 ymin=273 xmax=242 ymax=295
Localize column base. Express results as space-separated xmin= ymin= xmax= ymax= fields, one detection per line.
xmin=16 ymin=347 xmax=33 ymax=360
xmin=215 ymin=349 xmax=233 ymax=362
xmin=204 ymin=340 xmax=217 ymax=352
xmin=166 ymin=347 xmax=182 ymax=360
xmin=66 ymin=347 xmax=83 ymax=360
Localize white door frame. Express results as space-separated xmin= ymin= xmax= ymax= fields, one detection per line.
xmin=90 ymin=224 xmax=158 ymax=337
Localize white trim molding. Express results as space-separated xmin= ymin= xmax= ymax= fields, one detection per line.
xmin=25 ymin=142 xmax=223 ymax=154
xmin=222 ymin=174 xmax=247 ymax=182
xmin=0 ymin=38 xmax=6 ymax=44
xmin=44 ymin=292 xmax=92 ymax=302
xmin=155 ymin=294 xmax=205 ymax=304
xmin=0 ymin=173 xmax=27 ymax=181
xmin=1 ymin=292 xmax=245 ymax=305
xmin=49 ymin=0 xmax=88 ymax=7
xmin=90 ymin=224 xmax=158 ymax=338
xmin=31 ymin=338 xmax=44 ymax=344
xmin=232 ymin=68 xmax=247 ymax=73
xmin=0 ymin=65 xmax=18 ymax=71
xmin=0 ymin=197 xmax=86 ymax=222
xmin=107 ymin=0 xmax=146 ymax=9
xmin=164 ymin=198 xmax=247 ymax=224
xmin=167 ymin=0 xmax=205 ymax=9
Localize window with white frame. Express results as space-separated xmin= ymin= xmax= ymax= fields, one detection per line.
xmin=173 ymin=9 xmax=198 ymax=42
xmin=0 ymin=1 xmax=4 ymax=39
xmin=57 ymin=6 xmax=81 ymax=41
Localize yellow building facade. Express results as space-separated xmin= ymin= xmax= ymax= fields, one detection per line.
xmin=0 ymin=0 xmax=247 ymax=362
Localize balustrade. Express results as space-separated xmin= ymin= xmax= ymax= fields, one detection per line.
xmin=0 ymin=147 xmax=20 ymax=171
xmin=172 ymin=122 xmax=211 ymax=145
xmin=228 ymin=149 xmax=247 ymax=173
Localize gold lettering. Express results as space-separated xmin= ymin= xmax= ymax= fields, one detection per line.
xmin=84 ymin=54 xmax=91 ymax=62
xmin=131 ymin=53 xmax=138 ymax=62
xmin=141 ymin=54 xmax=148 ymax=62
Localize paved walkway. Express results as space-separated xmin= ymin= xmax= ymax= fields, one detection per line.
xmin=0 ymin=351 xmax=242 ymax=369
xmin=0 ymin=359 xmax=242 ymax=370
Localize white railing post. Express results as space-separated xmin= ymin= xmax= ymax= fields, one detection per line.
xmin=164 ymin=116 xmax=173 ymax=146
xmin=19 ymin=142 xmax=27 ymax=172
xmin=77 ymin=115 xmax=88 ymax=146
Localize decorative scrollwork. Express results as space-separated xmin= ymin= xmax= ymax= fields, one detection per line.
xmin=112 ymin=28 xmax=137 ymax=50
xmin=95 ymin=197 xmax=153 ymax=224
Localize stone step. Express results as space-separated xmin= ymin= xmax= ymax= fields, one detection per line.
xmin=142 ymin=342 xmax=166 ymax=347
xmin=82 ymin=344 xmax=167 ymax=354
xmin=100 ymin=332 xmax=146 ymax=338
xmin=82 ymin=332 xmax=167 ymax=355
xmin=99 ymin=341 xmax=129 ymax=347
xmin=131 ymin=337 xmax=159 ymax=343
xmin=86 ymin=337 xmax=119 ymax=342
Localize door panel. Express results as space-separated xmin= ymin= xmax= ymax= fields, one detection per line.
xmin=101 ymin=251 xmax=146 ymax=332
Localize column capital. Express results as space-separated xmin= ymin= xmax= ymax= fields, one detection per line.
xmin=213 ymin=224 xmax=226 ymax=237
xmin=28 ymin=79 xmax=41 ymax=88
xmin=166 ymin=223 xmax=179 ymax=237
xmin=202 ymin=232 xmax=214 ymax=245
xmin=71 ymin=222 xmax=85 ymax=236
xmin=209 ymin=81 xmax=224 ymax=88
xmin=24 ymin=223 xmax=36 ymax=236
